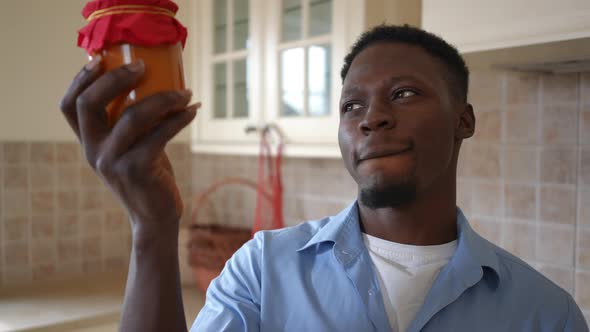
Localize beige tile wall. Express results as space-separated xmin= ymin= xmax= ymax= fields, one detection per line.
xmin=190 ymin=155 xmax=355 ymax=230
xmin=188 ymin=71 xmax=590 ymax=319
xmin=0 ymin=142 xmax=192 ymax=288
xmin=463 ymin=71 xmax=589 ymax=320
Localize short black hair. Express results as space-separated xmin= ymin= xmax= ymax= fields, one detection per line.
xmin=340 ymin=24 xmax=469 ymax=103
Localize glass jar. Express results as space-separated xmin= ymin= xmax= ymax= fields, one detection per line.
xmin=91 ymin=42 xmax=185 ymax=127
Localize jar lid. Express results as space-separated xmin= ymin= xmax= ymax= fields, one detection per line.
xmin=77 ymin=0 xmax=188 ymax=54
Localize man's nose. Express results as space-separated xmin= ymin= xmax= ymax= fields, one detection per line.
xmin=359 ymin=99 xmax=396 ymax=134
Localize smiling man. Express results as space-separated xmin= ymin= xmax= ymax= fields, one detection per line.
xmin=193 ymin=25 xmax=588 ymax=332
xmin=61 ymin=25 xmax=588 ymax=332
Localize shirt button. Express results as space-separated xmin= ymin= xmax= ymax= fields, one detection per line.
xmin=368 ymin=290 xmax=375 ymax=296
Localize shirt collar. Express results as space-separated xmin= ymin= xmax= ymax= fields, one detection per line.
xmin=297 ymin=201 xmax=502 ymax=284
xmin=297 ymin=202 xmax=365 ymax=264
xmin=452 ymin=208 xmax=501 ymax=288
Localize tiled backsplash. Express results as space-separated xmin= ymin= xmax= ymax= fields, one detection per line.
xmin=190 ymin=154 xmax=356 ymax=233
xmin=461 ymin=71 xmax=589 ymax=305
xmin=0 ymin=142 xmax=192 ymax=287
xmin=1 ymin=71 xmax=588 ymax=320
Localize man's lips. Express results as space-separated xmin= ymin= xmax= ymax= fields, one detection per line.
xmin=358 ymin=147 xmax=412 ymax=163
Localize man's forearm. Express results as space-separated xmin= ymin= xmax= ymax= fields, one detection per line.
xmin=119 ymin=223 xmax=187 ymax=332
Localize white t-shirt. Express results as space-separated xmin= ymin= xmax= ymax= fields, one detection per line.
xmin=362 ymin=233 xmax=457 ymax=332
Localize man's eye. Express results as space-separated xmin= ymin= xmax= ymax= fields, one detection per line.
xmin=344 ymin=103 xmax=363 ymax=113
xmin=393 ymin=89 xmax=417 ymax=100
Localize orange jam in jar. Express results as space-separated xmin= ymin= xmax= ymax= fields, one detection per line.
xmin=78 ymin=0 xmax=188 ymax=127
xmin=92 ymin=43 xmax=185 ymax=126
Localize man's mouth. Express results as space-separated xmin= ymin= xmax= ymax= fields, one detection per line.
xmin=358 ymin=147 xmax=412 ymax=163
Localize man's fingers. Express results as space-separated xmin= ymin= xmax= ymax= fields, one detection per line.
xmin=76 ymin=60 xmax=145 ymax=161
xmin=106 ymin=91 xmax=194 ymax=158
xmin=129 ymin=104 xmax=199 ymax=161
xmin=59 ymin=55 xmax=103 ymax=140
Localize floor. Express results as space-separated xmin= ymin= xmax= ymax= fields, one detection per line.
xmin=50 ymin=289 xmax=204 ymax=332
xmin=0 ymin=273 xmax=205 ymax=332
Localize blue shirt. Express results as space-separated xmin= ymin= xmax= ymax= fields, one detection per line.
xmin=191 ymin=202 xmax=588 ymax=331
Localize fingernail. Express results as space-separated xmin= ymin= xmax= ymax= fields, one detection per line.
xmin=187 ymin=102 xmax=201 ymax=110
xmin=127 ymin=60 xmax=144 ymax=72
xmin=85 ymin=55 xmax=102 ymax=71
xmin=178 ymin=89 xmax=193 ymax=99
xmin=187 ymin=104 xmax=199 ymax=115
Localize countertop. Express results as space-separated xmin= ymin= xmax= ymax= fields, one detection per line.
xmin=0 ymin=272 xmax=205 ymax=332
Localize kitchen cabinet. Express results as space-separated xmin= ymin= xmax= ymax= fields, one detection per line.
xmin=189 ymin=0 xmax=397 ymax=157
xmin=188 ymin=0 xmax=420 ymax=157
xmin=422 ymin=0 xmax=590 ymax=53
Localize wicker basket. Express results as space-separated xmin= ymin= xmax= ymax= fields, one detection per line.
xmin=187 ymin=178 xmax=262 ymax=293
xmin=188 ymin=224 xmax=251 ymax=292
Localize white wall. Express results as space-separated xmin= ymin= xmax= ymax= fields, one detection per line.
xmin=0 ymin=0 xmax=194 ymax=142
xmin=422 ymin=0 xmax=590 ymax=52
xmin=365 ymin=0 xmax=421 ymax=29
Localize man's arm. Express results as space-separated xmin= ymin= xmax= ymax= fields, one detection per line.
xmin=119 ymin=224 xmax=187 ymax=331
xmin=59 ymin=56 xmax=198 ymax=332
xmin=189 ymin=233 xmax=263 ymax=331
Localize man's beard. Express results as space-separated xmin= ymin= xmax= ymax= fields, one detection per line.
xmin=359 ymin=180 xmax=418 ymax=209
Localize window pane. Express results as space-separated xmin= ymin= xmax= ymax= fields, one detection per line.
xmin=233 ymin=0 xmax=249 ymax=50
xmin=309 ymin=0 xmax=332 ymax=36
xmin=282 ymin=0 xmax=302 ymax=42
xmin=233 ymin=58 xmax=249 ymax=118
xmin=214 ymin=63 xmax=227 ymax=118
xmin=214 ymin=0 xmax=227 ymax=53
xmin=280 ymin=48 xmax=304 ymax=117
xmin=308 ymin=45 xmax=331 ymax=116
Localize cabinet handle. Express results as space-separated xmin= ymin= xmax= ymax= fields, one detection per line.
xmin=244 ymin=125 xmax=259 ymax=134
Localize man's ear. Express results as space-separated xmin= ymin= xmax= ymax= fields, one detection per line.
xmin=455 ymin=104 xmax=475 ymax=139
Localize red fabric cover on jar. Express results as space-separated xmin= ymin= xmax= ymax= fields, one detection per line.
xmin=78 ymin=0 xmax=187 ymax=54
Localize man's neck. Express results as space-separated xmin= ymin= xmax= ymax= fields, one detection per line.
xmin=357 ymin=178 xmax=458 ymax=246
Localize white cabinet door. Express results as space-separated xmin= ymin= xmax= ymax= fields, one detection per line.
xmin=422 ymin=0 xmax=590 ymax=53
xmin=191 ymin=0 xmax=365 ymax=157
xmin=192 ymin=0 xmax=263 ymax=150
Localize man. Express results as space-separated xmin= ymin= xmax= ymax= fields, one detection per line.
xmin=60 ymin=25 xmax=588 ymax=331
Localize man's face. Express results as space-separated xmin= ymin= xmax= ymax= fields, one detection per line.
xmin=338 ymin=42 xmax=464 ymax=208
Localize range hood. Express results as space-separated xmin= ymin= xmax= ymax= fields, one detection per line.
xmin=463 ymin=37 xmax=590 ymax=73
xmin=494 ymin=59 xmax=590 ymax=74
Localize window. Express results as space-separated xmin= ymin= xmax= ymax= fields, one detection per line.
xmin=279 ymin=0 xmax=332 ymax=118
xmin=193 ymin=0 xmax=364 ymax=156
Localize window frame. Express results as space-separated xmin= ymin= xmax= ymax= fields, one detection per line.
xmin=264 ymin=0 xmax=346 ymax=145
xmin=193 ymin=0 xmax=263 ymax=145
